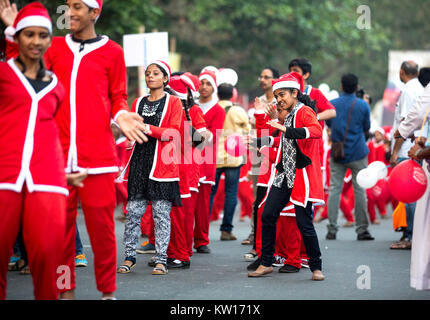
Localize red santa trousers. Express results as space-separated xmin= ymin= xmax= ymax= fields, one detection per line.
xmin=274 ymin=216 xmax=302 ymax=269
xmin=61 ymin=173 xmax=117 ymax=294
xmin=238 ymin=179 xmax=254 ymax=220
xmin=140 ymin=204 xmax=154 ymax=241
xmin=0 ymin=189 xmax=66 ymax=300
xmin=193 ymin=184 xmax=211 ymax=248
xmin=167 ymin=198 xmax=192 ymax=262
xmin=184 ymin=191 xmax=198 ymax=256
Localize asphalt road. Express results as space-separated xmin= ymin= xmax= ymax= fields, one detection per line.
xmin=5 ymin=205 xmax=430 ymax=300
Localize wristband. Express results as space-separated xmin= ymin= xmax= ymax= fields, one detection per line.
xmin=415 ymin=148 xmax=422 ymax=159
xmin=316 ymin=114 xmax=320 ymax=121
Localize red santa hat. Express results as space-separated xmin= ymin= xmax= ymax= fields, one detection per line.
xmin=6 ymin=2 xmax=52 ymax=36
xmin=81 ymin=0 xmax=103 ymax=10
xmin=180 ymin=72 xmax=197 ymax=92
xmin=169 ymin=73 xmax=198 ymax=100
xmin=147 ymin=60 xmax=172 ymax=83
xmin=272 ymin=72 xmax=304 ymax=93
xmin=199 ymin=70 xmax=218 ymax=93
xmin=168 ymin=76 xmax=189 ymax=100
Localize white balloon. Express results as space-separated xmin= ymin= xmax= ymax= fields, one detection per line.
xmin=327 ymin=90 xmax=339 ymax=100
xmin=218 ymin=68 xmax=239 ymax=86
xmin=318 ymin=83 xmax=330 ymax=95
xmin=368 ymin=161 xmax=388 ymax=180
xmin=357 ymin=168 xmax=378 ymax=189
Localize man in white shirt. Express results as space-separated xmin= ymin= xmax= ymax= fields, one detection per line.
xmin=395 ymin=83 xmax=430 ymax=290
xmin=390 ymin=60 xmax=424 ymax=249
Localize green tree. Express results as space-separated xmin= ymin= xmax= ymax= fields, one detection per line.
xmin=153 ymin=0 xmax=390 ymax=102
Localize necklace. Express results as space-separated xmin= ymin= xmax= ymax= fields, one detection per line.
xmin=141 ymin=101 xmax=161 ymax=117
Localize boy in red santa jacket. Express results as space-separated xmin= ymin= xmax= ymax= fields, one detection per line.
xmin=192 ymin=69 xmax=226 ymax=254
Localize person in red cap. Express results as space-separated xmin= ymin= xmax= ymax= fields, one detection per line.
xmin=117 ymin=61 xmax=183 ymax=276
xmin=246 ymin=72 xmax=325 ymax=281
xmin=0 ymin=1 xmax=67 ymax=300
xmin=192 ymin=69 xmax=226 ymax=254
xmin=163 ymin=73 xmax=209 ymax=268
xmin=0 ymin=0 xmax=150 ymax=300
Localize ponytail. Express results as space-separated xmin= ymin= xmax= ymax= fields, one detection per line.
xmin=297 ymin=90 xmax=317 ymax=114
xmin=285 ymin=88 xmax=317 ymax=114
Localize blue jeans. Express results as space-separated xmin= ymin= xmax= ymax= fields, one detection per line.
xmin=76 ymin=222 xmax=84 ymax=255
xmin=209 ymin=166 xmax=242 ymax=232
xmin=398 ymin=157 xmax=417 ymax=240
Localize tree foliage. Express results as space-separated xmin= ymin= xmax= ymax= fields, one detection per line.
xmin=3 ymin=0 xmax=430 ymax=103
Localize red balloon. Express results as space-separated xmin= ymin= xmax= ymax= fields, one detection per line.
xmin=224 ymin=134 xmax=246 ymax=157
xmin=371 ymin=179 xmax=390 ymax=203
xmin=388 ymin=160 xmax=428 ymax=203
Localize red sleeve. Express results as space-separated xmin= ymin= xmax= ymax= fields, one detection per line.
xmin=208 ymin=105 xmax=225 ymax=136
xmin=189 ymin=105 xmax=207 ymax=130
xmin=254 ymin=112 xmax=277 ymax=137
xmin=108 ymin=43 xmax=129 ymax=117
xmin=301 ymin=107 xmax=322 ymax=139
xmin=272 ymin=136 xmax=281 ymax=148
xmin=5 ymin=39 xmax=18 ymax=59
xmin=311 ymin=88 xmax=335 ymax=113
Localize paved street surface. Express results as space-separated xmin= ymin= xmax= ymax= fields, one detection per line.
xmin=5 ymin=206 xmax=430 ymax=300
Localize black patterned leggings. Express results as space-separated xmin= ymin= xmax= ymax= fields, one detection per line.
xmin=124 ymin=199 xmax=172 ymax=265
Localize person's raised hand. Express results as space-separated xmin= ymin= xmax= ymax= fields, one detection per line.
xmin=254 ymin=97 xmax=265 ymax=111
xmin=116 ymin=112 xmax=148 ymax=144
xmin=265 ymin=103 xmax=278 ymax=120
xmin=266 ymin=120 xmax=286 ymax=133
xmin=0 ymin=0 xmax=18 ymax=27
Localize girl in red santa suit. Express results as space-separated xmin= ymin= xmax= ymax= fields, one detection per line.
xmin=162 ymin=74 xmax=209 ymax=268
xmin=0 ymin=2 xmax=67 ymax=300
xmin=366 ymin=127 xmax=389 ymax=223
xmin=247 ymin=72 xmax=325 ymax=281
xmin=118 ymin=60 xmax=183 ymax=276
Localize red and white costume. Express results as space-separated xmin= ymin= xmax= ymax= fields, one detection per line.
xmin=46 ymin=33 xmax=127 ymax=296
xmin=193 ymin=71 xmax=226 ymax=249
xmin=0 ymin=2 xmax=67 ymax=300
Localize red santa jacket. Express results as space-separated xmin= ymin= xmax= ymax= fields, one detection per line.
xmin=305 ymin=85 xmax=335 ymax=167
xmin=198 ymin=102 xmax=225 ymax=185
xmin=0 ymin=59 xmax=67 ymax=195
xmin=42 ymin=35 xmax=129 ymax=174
xmin=120 ymin=93 xmax=183 ymax=182
xmin=367 ymin=139 xmax=386 ymax=164
xmin=264 ymin=105 xmax=324 ymax=208
xmin=187 ymin=105 xmax=208 ymax=192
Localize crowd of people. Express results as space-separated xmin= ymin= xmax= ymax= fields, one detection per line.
xmin=0 ymin=0 xmax=430 ymax=300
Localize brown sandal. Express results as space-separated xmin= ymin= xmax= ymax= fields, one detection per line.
xmin=19 ymin=266 xmax=31 ymax=275
xmin=390 ymin=241 xmax=411 ymax=250
xmin=152 ymin=263 xmax=168 ymax=275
